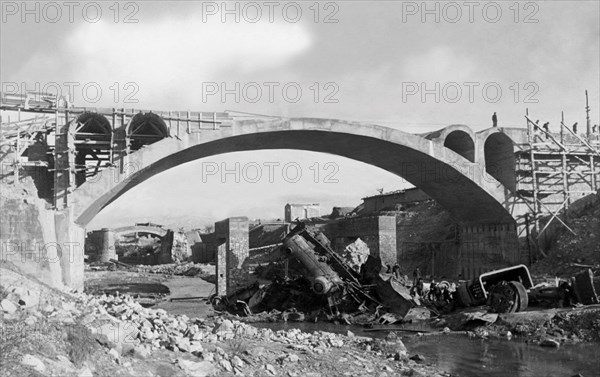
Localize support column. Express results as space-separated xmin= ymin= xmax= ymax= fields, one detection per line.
xmin=98 ymin=228 xmax=117 ymax=262
xmin=158 ymin=230 xmax=174 ymax=264
xmin=215 ymin=217 xmax=249 ymax=295
xmin=54 ymin=207 xmax=85 ymax=291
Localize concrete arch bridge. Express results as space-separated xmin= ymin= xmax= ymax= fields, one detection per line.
xmin=11 ymin=97 xmax=598 ymax=291
xmin=40 ymin=107 xmax=537 ymax=290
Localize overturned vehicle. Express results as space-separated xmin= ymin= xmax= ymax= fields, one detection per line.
xmin=211 ymin=222 xmax=418 ymax=324
xmin=454 ymin=264 xmax=599 ymax=313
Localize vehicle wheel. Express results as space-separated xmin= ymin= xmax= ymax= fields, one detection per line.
xmin=210 ymin=295 xmax=222 ymax=307
xmin=488 ymin=280 xmax=527 ymax=313
xmin=512 ymin=281 xmax=528 ymax=312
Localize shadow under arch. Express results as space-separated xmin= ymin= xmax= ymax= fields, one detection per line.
xmin=444 ymin=130 xmax=475 ymax=162
xmin=73 ymin=123 xmax=515 ymax=226
xmin=484 ymin=132 xmax=516 ymax=192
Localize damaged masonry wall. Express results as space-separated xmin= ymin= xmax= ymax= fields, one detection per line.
xmin=329 ymin=215 xmax=398 ymax=268
xmin=85 ymin=227 xmax=191 ymax=265
xmin=215 ymin=217 xmax=250 ymax=295
xmin=1 ymin=176 xmax=85 ymax=290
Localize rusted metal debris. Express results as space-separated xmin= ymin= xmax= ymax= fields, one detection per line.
xmin=212 ymin=221 xmax=600 ymax=322
xmin=211 ymin=221 xmax=418 ymax=324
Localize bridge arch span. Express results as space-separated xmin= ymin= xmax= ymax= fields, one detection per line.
xmin=72 ymin=118 xmax=515 ymax=226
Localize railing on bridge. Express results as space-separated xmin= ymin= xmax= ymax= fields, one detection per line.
xmin=0 ymin=91 xmax=241 ymax=207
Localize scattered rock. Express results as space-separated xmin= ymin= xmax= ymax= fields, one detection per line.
xmin=41 ymin=304 xmax=55 ymax=313
xmin=108 ymin=348 xmax=120 ymax=360
xmin=213 ymin=319 xmax=234 ymax=334
xmin=246 ymin=346 xmax=265 ymax=357
xmin=220 ymin=359 xmax=233 ymax=372
xmin=392 ymin=340 xmax=408 ymax=360
xmin=1 ymin=298 xmax=18 ymax=314
xmin=189 ymin=341 xmax=204 ymax=354
xmin=409 ymin=354 xmax=426 ymax=362
xmin=265 ymin=363 xmax=277 ymax=375
xmin=12 ymin=286 xmax=40 ymax=308
xmin=177 ymin=358 xmax=217 ymax=376
xmin=77 ymin=366 xmax=94 ymax=377
xmin=133 ymin=345 xmax=151 ymax=359
xmin=231 ymin=355 xmax=244 ymax=368
xmin=21 ymin=354 xmax=46 ymax=373
xmin=287 ymin=354 xmax=300 ymax=363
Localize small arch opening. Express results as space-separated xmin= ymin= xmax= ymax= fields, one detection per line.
xmin=484 ymin=133 xmax=516 ymax=191
xmin=444 ymin=130 xmax=475 ymax=162
xmin=73 ymin=113 xmax=112 ymax=186
xmin=127 ymin=112 xmax=169 ymax=151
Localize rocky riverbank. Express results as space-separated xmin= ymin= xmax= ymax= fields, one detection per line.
xmin=1 ymin=265 xmax=451 ymax=377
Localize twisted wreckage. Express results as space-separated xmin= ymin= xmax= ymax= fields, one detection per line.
xmin=211 ymin=222 xmax=599 ymax=324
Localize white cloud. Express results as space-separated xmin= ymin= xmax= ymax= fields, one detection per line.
xmin=15 ymin=16 xmax=313 ymax=107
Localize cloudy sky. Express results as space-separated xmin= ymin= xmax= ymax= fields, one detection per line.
xmin=2 ymin=1 xmax=598 ymax=229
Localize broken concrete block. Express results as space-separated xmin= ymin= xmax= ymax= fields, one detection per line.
xmin=177 ymin=359 xmax=216 ymax=377
xmin=213 ymin=319 xmax=234 ymax=334
xmin=220 ymin=359 xmax=233 ymax=372
xmin=21 ymin=354 xmax=46 ymax=373
xmin=265 ymin=364 xmax=277 ymax=375
xmin=189 ymin=341 xmax=204 ymax=354
xmin=1 ymin=299 xmax=18 ymax=314
xmin=133 ymin=345 xmax=151 ymax=359
xmin=12 ymin=286 xmax=40 ymax=308
xmin=231 ymin=355 xmax=244 ymax=368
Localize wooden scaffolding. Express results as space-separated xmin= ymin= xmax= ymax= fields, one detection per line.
xmin=515 ymin=97 xmax=600 ymax=254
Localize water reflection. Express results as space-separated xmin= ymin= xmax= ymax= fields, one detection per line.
xmin=402 ymin=335 xmax=597 ymax=377
xmin=256 ymin=322 xmax=599 ymax=377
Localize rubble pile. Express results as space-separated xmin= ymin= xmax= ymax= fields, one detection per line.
xmin=1 ymin=267 xmax=449 ymax=377
xmin=135 ymin=262 xmax=216 ymax=280
xmin=340 ymin=238 xmax=370 ymax=272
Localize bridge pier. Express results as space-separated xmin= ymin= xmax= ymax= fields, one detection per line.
xmin=331 ymin=215 xmax=398 ymax=268
xmin=97 ymin=228 xmax=117 ymax=262
xmin=54 ymin=208 xmax=86 ymax=290
xmin=214 ymin=217 xmax=250 ymax=296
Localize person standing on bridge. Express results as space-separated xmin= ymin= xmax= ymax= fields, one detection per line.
xmin=543 ymin=122 xmax=550 ymax=139
xmin=492 ymin=112 xmax=498 ymax=127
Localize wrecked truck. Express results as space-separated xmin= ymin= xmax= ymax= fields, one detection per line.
xmin=454 ymin=264 xmax=600 ymax=313
xmin=455 ymin=264 xmax=533 ymax=313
